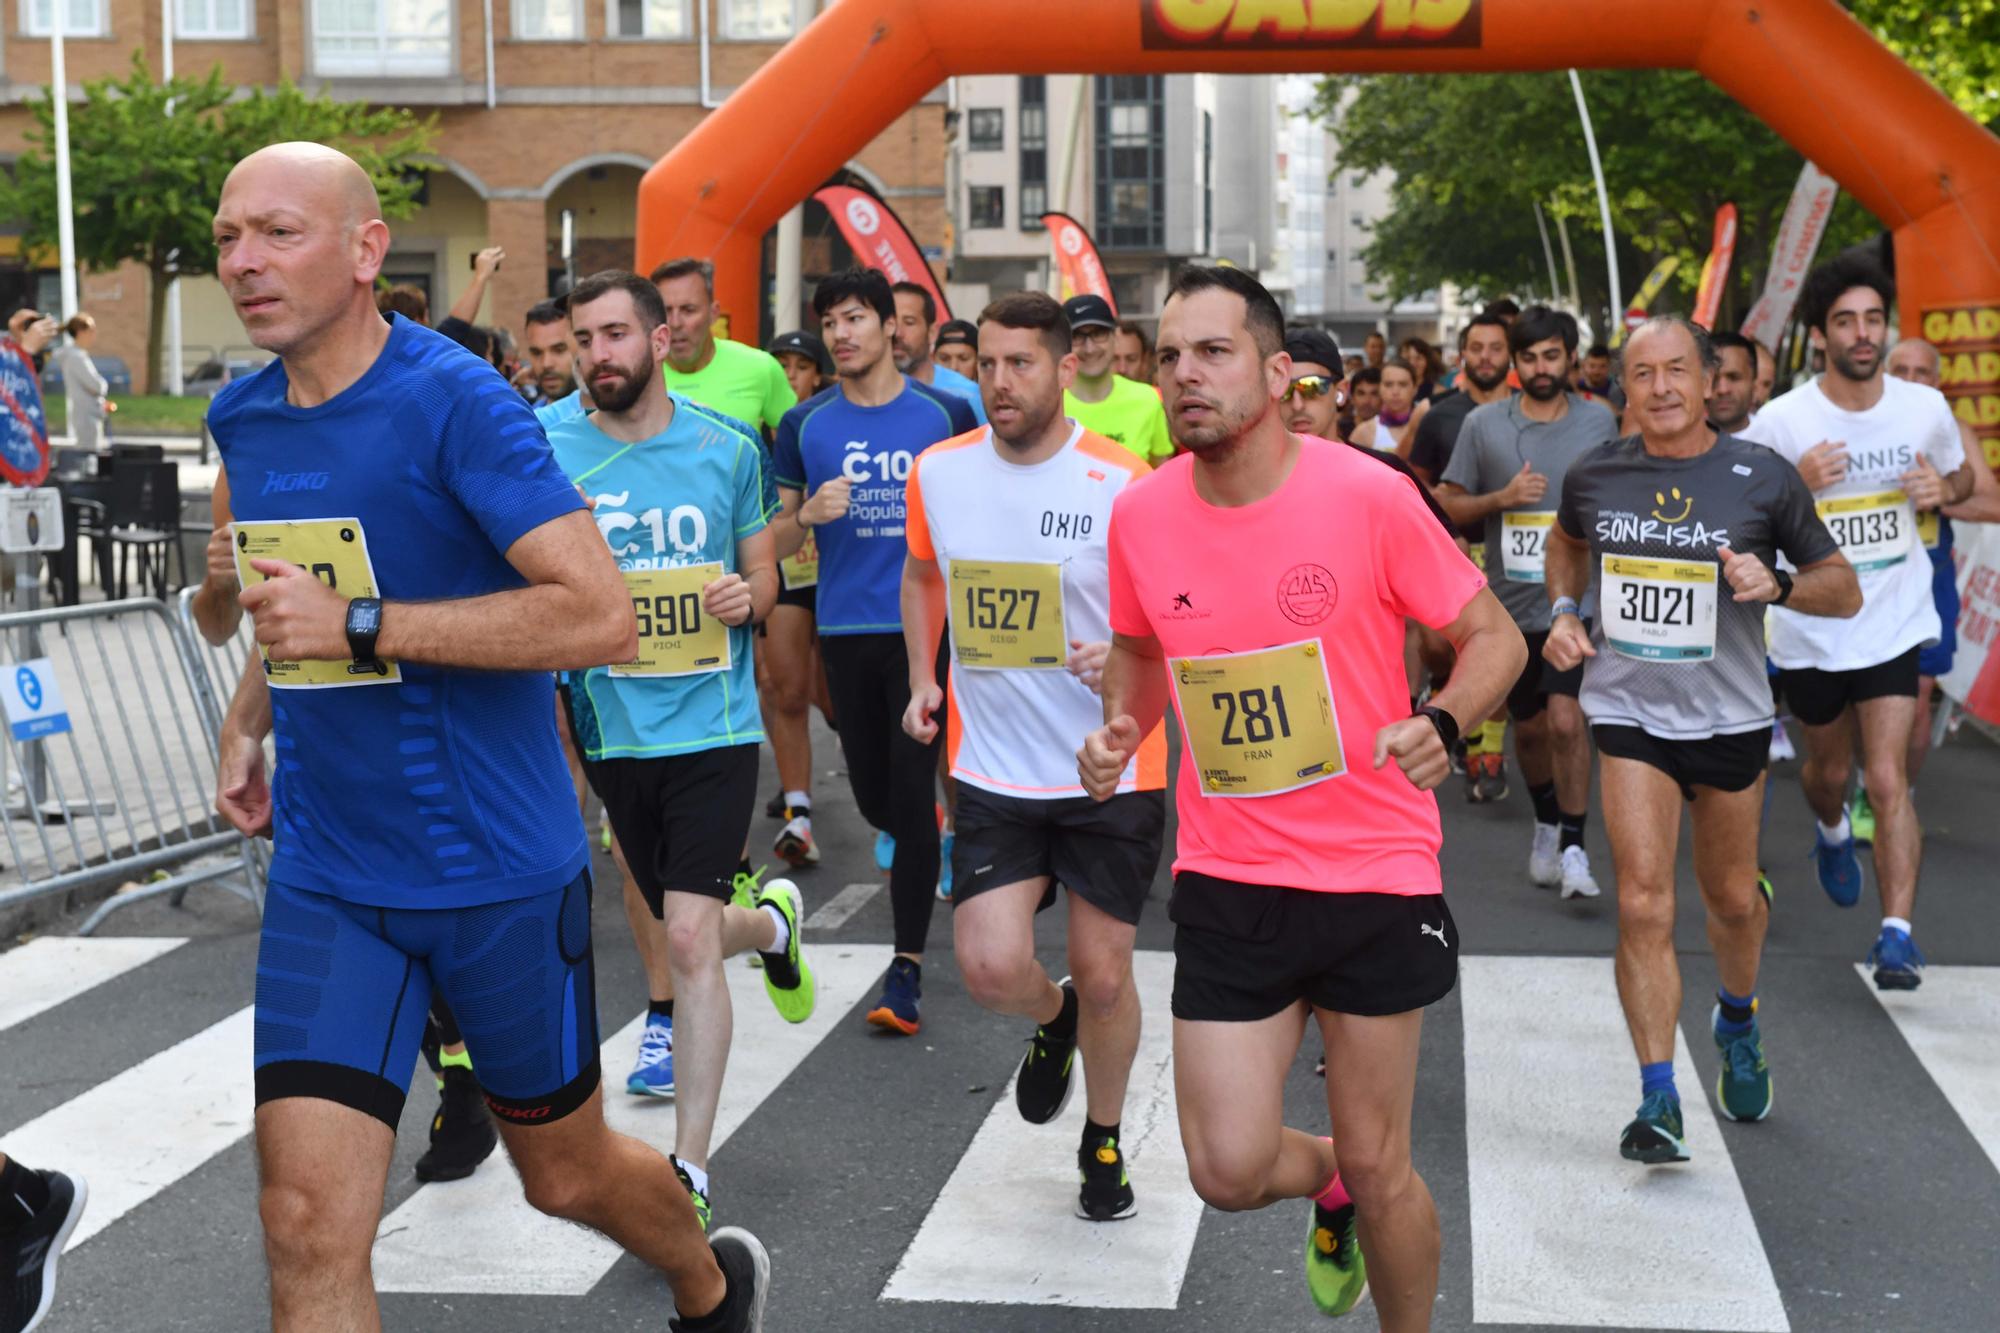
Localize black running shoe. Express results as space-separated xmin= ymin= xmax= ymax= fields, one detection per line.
xmin=1015 ymin=978 xmax=1078 ymax=1124
xmin=668 ymin=1226 xmax=770 ymax=1333
xmin=764 ymin=792 xmax=787 ymax=820
xmin=414 ymin=1066 xmax=498 ymax=1182
xmin=1076 ymin=1136 xmax=1137 ymax=1222
xmin=2 ymin=1169 xmax=87 ymax=1333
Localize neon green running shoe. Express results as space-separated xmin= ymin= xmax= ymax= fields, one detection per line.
xmin=1848 ymin=789 xmax=1876 ymax=847
xmin=672 ymin=1155 xmax=711 ymax=1233
xmin=731 ymin=863 xmax=767 ymax=911
xmin=1305 ymin=1200 xmax=1367 ymax=1316
xmin=1756 ymin=869 xmax=1775 ymax=910
xmin=754 ymin=878 xmax=816 ymax=1023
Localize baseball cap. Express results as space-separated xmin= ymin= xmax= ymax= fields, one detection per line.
xmin=767 ymin=329 xmax=833 ymax=376
xmin=934 ymin=319 xmax=978 ymax=349
xmin=1061 ymin=294 xmax=1117 ymax=332
xmin=1282 ymin=327 xmax=1343 ymax=375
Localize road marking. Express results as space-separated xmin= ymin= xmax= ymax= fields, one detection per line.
xmin=373 ymin=947 xmax=882 ymax=1295
xmin=3 ymin=1006 xmax=254 ymax=1251
xmin=0 ymin=936 xmax=186 ymax=1032
xmin=1460 ymin=956 xmax=1788 ymax=1331
xmin=804 ymin=881 xmax=881 ymax=932
xmin=1859 ymin=964 xmax=2000 ymax=1175
xmin=881 ymin=950 xmax=1200 ymax=1310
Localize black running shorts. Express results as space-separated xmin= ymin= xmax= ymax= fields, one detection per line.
xmin=1169 ymin=873 xmax=1459 ymax=1022
xmin=1777 ymin=646 xmax=1920 ymax=728
xmin=1506 ymin=626 xmax=1587 ymax=721
xmin=1592 ymin=724 xmax=1766 ymax=802
xmin=949 ymin=786 xmax=1166 ymax=926
xmin=581 ymin=743 xmax=759 ymax=914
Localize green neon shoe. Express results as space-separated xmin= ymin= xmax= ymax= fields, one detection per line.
xmin=671 ymin=1155 xmax=711 ymax=1233
xmin=753 ymin=878 xmax=815 ymax=1023
xmin=1305 ymin=1199 xmax=1367 ymax=1316
xmin=1848 ymin=789 xmax=1876 ymax=847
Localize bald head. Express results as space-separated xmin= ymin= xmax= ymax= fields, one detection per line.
xmin=223 ymin=141 xmax=382 ymax=229
xmin=1888 ymin=337 xmax=1942 ymax=389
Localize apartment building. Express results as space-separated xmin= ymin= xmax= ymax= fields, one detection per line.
xmin=0 ymin=0 xmax=947 ymax=389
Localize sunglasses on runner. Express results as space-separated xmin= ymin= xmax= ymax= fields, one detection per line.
xmin=1285 ymin=375 xmax=1339 ymax=403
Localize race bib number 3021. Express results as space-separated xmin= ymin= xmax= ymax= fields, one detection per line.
xmin=1817 ymin=490 xmax=1911 ymax=573
xmin=233 ymin=518 xmax=399 ymax=688
xmin=948 ymin=559 xmax=1067 ymax=670
xmin=1601 ymin=554 xmax=1718 ymax=662
xmin=615 ymin=563 xmax=730 ymax=678
xmin=1170 ymin=640 xmax=1343 ymax=797
xmin=1501 ymin=511 xmax=1555 ymax=583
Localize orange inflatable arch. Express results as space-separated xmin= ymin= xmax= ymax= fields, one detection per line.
xmin=638 ymin=0 xmax=2000 ymax=449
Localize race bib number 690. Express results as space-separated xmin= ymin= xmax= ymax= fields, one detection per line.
xmin=614 ymin=563 xmax=730 ymax=677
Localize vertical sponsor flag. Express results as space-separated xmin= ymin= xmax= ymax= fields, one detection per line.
xmin=1692 ymin=202 xmax=1738 ymax=330
xmin=1042 ymin=212 xmax=1117 ymax=315
xmin=1941 ymin=522 xmax=2000 ymax=725
xmin=1740 ymin=162 xmax=1840 ymax=351
xmin=0 ymin=335 xmax=50 ymax=488
xmin=1610 ymin=257 xmax=1680 ymax=348
xmin=813 ymin=185 xmax=951 ymax=321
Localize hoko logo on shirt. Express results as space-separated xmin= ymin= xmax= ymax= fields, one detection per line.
xmin=1594 ymin=488 xmax=1729 ymax=550
xmin=588 ymin=490 xmax=711 ymax=570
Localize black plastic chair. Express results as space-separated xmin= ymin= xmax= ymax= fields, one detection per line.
xmin=104 ymin=461 xmax=184 ymax=599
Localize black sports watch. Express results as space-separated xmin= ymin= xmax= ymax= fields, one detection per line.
xmin=1771 ymin=568 xmax=1795 ymax=607
xmin=1416 ymin=704 xmax=1460 ymax=753
xmin=345 ymin=596 xmax=384 ymax=665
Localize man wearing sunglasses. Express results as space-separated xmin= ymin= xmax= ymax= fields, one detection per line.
xmin=1285 ymin=328 xmax=1454 ymax=536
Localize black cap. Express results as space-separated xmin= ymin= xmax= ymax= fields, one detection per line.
xmin=1283 ymin=327 xmax=1342 ymax=374
xmin=935 ymin=318 xmax=978 ymax=349
xmin=1062 ymin=294 xmax=1117 ymax=332
xmin=767 ymin=329 xmax=833 ymax=376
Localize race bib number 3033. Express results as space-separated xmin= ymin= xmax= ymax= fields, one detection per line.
xmin=233 ymin=518 xmax=399 ymax=689
xmin=1601 ymin=554 xmax=1718 ymax=662
xmin=614 ymin=563 xmax=730 ymax=678
xmin=1170 ymin=640 xmax=1343 ymax=798
xmin=948 ymin=559 xmax=1067 ymax=670
xmin=1817 ymin=490 xmax=1911 ymax=573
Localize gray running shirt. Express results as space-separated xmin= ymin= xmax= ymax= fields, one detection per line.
xmin=1441 ymin=393 xmax=1618 ymax=632
xmin=1555 ymin=434 xmax=1838 ymax=739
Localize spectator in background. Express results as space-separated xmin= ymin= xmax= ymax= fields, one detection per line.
xmin=1578 ymin=341 xmax=1624 ymax=408
xmin=434 ymin=246 xmax=505 ymax=354
xmin=1364 ymin=330 xmax=1387 ymax=366
xmin=1350 ymin=356 xmax=1428 ymax=456
xmin=376 ymin=285 xmax=428 ymax=326
xmin=1340 ymin=364 xmax=1382 ymax=441
xmin=1342 ymin=352 xmax=1365 ymax=378
xmin=889 ymin=281 xmax=986 ymax=424
xmin=768 ymin=330 xmax=833 ymax=404
xmin=1112 ymin=320 xmax=1155 ymax=384
xmin=931 ymin=319 xmax=978 ymax=380
xmin=55 ymin=314 xmax=111 ymax=450
xmin=9 ymin=308 xmax=55 ymax=373
xmin=477 ymin=325 xmax=511 ymax=375
xmin=1401 ymin=335 xmax=1442 ymax=403
xmin=520 ymin=300 xmax=577 ymax=408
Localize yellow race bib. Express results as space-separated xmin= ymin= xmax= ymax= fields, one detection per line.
xmin=1918 ymin=508 xmax=1942 ymax=551
xmin=614 ymin=564 xmax=731 ymax=678
xmin=1500 ymin=511 xmax=1555 ymax=584
xmin=1601 ymin=554 xmax=1717 ymax=661
xmin=233 ymin=518 xmax=399 ymax=688
xmin=948 ymin=559 xmax=1067 ymax=670
xmin=779 ymin=530 xmax=819 ymax=591
xmin=1170 ymin=640 xmax=1343 ymax=797
xmin=1817 ymin=490 xmax=1912 ymax=572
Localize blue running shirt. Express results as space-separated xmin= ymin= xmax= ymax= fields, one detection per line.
xmin=210 ymin=315 xmax=589 ymax=909
xmin=772 ymin=378 xmax=977 ymax=635
xmin=926 ymin=364 xmax=988 ymax=425
xmin=548 ymin=394 xmax=776 ymax=759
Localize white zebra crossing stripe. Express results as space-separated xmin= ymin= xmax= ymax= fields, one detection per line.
xmin=372 ymin=946 xmax=883 ymax=1295
xmin=804 ymin=882 xmax=882 ymax=932
xmin=1459 ymin=957 xmax=1789 ymax=1332
xmin=881 ymin=951 xmax=1201 ymax=1310
xmin=0 ymin=936 xmax=186 ymax=1033
xmin=4 ymin=1006 xmax=254 ymax=1251
xmin=1859 ymin=964 xmax=2000 ymax=1176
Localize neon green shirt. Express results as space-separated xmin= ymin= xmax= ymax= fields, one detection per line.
xmin=661 ymin=338 xmax=796 ymax=436
xmin=1065 ymin=375 xmax=1172 ymax=463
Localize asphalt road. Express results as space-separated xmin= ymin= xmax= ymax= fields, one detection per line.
xmin=6 ymin=712 xmax=1998 ymax=1333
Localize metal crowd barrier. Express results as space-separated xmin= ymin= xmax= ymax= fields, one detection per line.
xmin=0 ymin=593 xmax=265 ymax=933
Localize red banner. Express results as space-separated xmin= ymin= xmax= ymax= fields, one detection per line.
xmin=1042 ymin=213 xmax=1116 ymax=315
xmin=1692 ymin=203 xmax=1737 ymax=331
xmin=812 ymin=185 xmax=950 ymax=321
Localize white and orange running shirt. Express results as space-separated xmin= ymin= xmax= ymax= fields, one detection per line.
xmin=906 ymin=422 xmax=1167 ymax=799
xmin=1107 ymin=437 xmax=1487 ymax=895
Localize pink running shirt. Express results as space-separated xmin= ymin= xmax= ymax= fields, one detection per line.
xmin=1106 ymin=437 xmax=1487 ymax=894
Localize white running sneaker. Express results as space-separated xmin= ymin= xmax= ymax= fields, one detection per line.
xmin=774 ymin=813 xmax=820 ymax=867
xmin=1559 ymin=845 xmax=1602 ymax=899
xmin=1768 ymin=718 xmax=1796 ymax=763
xmin=1528 ymin=823 xmax=1562 ymax=887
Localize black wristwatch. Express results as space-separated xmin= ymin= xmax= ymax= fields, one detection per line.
xmin=345 ymin=596 xmax=384 ymax=665
xmin=1771 ymin=568 xmax=1795 ymax=607
xmin=1416 ymin=704 xmax=1460 ymax=753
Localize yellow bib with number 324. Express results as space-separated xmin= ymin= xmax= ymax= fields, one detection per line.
xmin=1171 ymin=640 xmax=1343 ymax=798
xmin=615 ymin=563 xmax=730 ymax=678
xmin=779 ymin=530 xmax=818 ymax=591
xmin=948 ymin=559 xmax=1067 ymax=670
xmin=233 ymin=517 xmax=399 ymax=689
xmin=1500 ymin=511 xmax=1555 ymax=584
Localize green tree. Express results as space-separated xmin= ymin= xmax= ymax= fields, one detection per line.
xmin=1847 ymin=0 xmax=2000 ymax=125
xmin=0 ymin=55 xmax=433 ymax=391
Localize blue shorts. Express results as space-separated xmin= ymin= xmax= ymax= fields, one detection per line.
xmin=1920 ymin=549 xmax=1959 ymax=679
xmin=253 ymin=869 xmax=600 ymax=1129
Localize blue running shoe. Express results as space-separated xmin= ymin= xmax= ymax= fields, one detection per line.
xmin=1812 ymin=832 xmax=1863 ymax=908
xmin=1619 ymin=1090 xmax=1689 ymax=1164
xmin=1866 ymin=927 xmax=1925 ymax=991
xmin=936 ymin=832 xmax=954 ymax=901
xmin=626 ymin=1015 xmax=675 ymax=1097
xmin=874 ymin=829 xmax=895 ymax=873
xmin=866 ymin=957 xmax=922 ymax=1035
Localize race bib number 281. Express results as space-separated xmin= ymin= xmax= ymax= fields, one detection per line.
xmin=233 ymin=518 xmax=399 ymax=688
xmin=1170 ymin=640 xmax=1343 ymax=797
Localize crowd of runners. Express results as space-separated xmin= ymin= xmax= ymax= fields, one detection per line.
xmin=3 ymin=139 xmax=1995 ymax=1333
